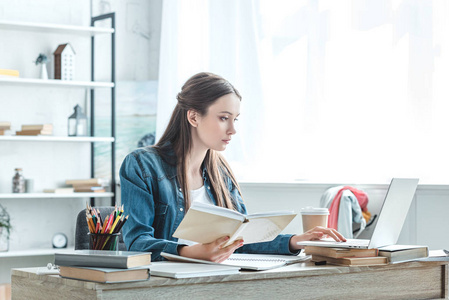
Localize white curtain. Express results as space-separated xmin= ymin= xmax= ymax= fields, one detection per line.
xmin=156 ymin=0 xmax=266 ymax=178
xmin=157 ymin=0 xmax=449 ymax=184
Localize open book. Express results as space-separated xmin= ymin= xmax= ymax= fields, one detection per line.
xmin=161 ymin=252 xmax=310 ymax=271
xmin=173 ymin=202 xmax=296 ymax=247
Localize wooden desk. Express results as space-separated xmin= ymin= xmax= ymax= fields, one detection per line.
xmin=11 ymin=260 xmax=448 ymax=299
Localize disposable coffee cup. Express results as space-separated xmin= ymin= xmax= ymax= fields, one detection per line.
xmin=300 ymin=207 xmax=329 ymax=232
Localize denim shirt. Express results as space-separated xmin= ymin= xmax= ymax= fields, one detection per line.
xmin=120 ymin=146 xmax=298 ymax=261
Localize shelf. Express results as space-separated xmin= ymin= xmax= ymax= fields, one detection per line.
xmin=0 ymin=77 xmax=114 ymax=88
xmin=0 ymin=20 xmax=114 ymax=35
xmin=0 ymin=247 xmax=75 ymax=258
xmin=0 ymin=193 xmax=114 ymax=199
xmin=0 ymin=136 xmax=114 ymax=142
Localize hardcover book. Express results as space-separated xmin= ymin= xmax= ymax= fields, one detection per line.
xmin=378 ymin=245 xmax=429 ymax=263
xmin=304 ymin=246 xmax=378 ymax=258
xmin=55 ymin=250 xmax=151 ymax=269
xmin=65 ymin=178 xmax=109 ymax=186
xmin=74 ymin=187 xmax=106 ymax=193
xmin=311 ymin=254 xmax=388 ymax=266
xmin=59 ymin=265 xmax=150 ymax=283
xmin=0 ymin=69 xmax=19 ymax=77
xmin=43 ymin=188 xmax=74 ymax=194
xmin=0 ymin=121 xmax=11 ymax=130
xmin=21 ymin=124 xmax=53 ymax=131
xmin=16 ymin=130 xmax=52 ymax=136
xmin=173 ymin=202 xmax=296 ymax=247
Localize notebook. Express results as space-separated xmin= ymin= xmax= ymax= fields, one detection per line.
xmin=150 ymin=262 xmax=240 ymax=278
xmin=297 ymin=178 xmax=419 ymax=249
xmin=161 ymin=252 xmax=310 ymax=271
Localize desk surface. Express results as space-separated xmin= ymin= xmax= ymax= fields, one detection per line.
xmin=11 ymin=260 xmax=449 ymax=300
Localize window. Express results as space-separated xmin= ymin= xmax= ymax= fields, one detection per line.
xmin=158 ymin=0 xmax=449 ymax=184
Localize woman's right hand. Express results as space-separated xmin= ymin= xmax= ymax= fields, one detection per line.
xmin=178 ymin=236 xmax=244 ymax=263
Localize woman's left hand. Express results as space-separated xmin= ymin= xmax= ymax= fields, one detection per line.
xmin=289 ymin=226 xmax=347 ymax=251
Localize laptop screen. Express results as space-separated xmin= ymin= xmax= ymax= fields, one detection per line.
xmin=368 ymin=178 xmax=419 ymax=248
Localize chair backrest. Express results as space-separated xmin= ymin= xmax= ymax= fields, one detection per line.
xmin=75 ymin=206 xmax=127 ymax=251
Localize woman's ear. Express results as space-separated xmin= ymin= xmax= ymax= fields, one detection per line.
xmin=187 ymin=109 xmax=200 ymax=127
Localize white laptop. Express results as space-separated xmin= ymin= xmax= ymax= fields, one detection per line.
xmin=297 ymin=178 xmax=419 ymax=249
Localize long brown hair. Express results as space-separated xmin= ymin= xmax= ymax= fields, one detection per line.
xmin=154 ymin=72 xmax=243 ymax=210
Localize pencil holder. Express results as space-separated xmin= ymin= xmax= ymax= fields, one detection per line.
xmin=88 ymin=233 xmax=120 ymax=251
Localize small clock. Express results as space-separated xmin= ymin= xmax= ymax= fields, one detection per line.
xmin=52 ymin=232 xmax=68 ymax=248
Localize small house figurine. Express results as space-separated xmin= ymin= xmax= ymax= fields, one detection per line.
xmin=53 ymin=43 xmax=76 ymax=80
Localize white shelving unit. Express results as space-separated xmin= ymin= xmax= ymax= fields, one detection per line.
xmin=0 ymin=77 xmax=114 ymax=88
xmin=0 ymin=16 xmax=116 ymax=202
xmin=0 ymin=193 xmax=114 ymax=199
xmin=0 ymin=20 xmax=114 ymax=35
xmin=0 ymin=136 xmax=114 ymax=142
xmin=0 ymin=15 xmax=117 ymax=272
xmin=0 ymin=247 xmax=75 ymax=258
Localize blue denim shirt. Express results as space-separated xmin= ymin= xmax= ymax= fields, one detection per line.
xmin=120 ymin=146 xmax=298 ymax=261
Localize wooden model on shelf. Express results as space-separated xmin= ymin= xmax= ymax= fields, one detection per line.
xmin=53 ymin=43 xmax=76 ymax=80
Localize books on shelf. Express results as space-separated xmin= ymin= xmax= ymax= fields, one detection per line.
xmin=304 ymin=246 xmax=379 ymax=258
xmin=66 ymin=178 xmax=109 ymax=193
xmin=55 ymin=250 xmax=151 ymax=269
xmin=17 ymin=124 xmax=53 ymax=136
xmin=43 ymin=188 xmax=74 ymax=194
xmin=311 ymin=254 xmax=388 ymax=266
xmin=16 ymin=124 xmax=53 ymax=136
xmin=16 ymin=130 xmax=52 ymax=136
xmin=74 ymin=186 xmax=106 ymax=193
xmin=0 ymin=121 xmax=11 ymax=136
xmin=0 ymin=69 xmax=19 ymax=77
xmin=59 ymin=265 xmax=150 ymax=283
xmin=0 ymin=121 xmax=11 ymax=130
xmin=378 ymin=245 xmax=429 ymax=264
xmin=173 ymin=202 xmax=296 ymax=247
xmin=161 ymin=252 xmax=310 ymax=271
xmin=150 ymin=262 xmax=239 ymax=279
xmin=21 ymin=124 xmax=53 ymax=131
xmin=65 ymin=178 xmax=109 ymax=186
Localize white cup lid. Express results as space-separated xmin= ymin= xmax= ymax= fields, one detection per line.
xmin=300 ymin=207 xmax=329 ymax=215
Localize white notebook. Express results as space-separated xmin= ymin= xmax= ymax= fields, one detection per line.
xmin=150 ymin=262 xmax=239 ymax=279
xmin=161 ymin=252 xmax=310 ymax=271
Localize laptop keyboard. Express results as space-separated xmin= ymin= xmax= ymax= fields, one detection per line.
xmin=320 ymin=238 xmax=370 ymax=246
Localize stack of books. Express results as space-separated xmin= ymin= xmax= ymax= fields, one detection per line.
xmin=65 ymin=178 xmax=109 ymax=193
xmin=0 ymin=69 xmax=19 ymax=78
xmin=54 ymin=250 xmax=152 ymax=283
xmin=305 ymin=244 xmax=429 ymax=266
xmin=0 ymin=122 xmax=11 ymax=135
xmin=16 ymin=124 xmax=53 ymax=136
xmin=304 ymin=246 xmax=388 ymax=266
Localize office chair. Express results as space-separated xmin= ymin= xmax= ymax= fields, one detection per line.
xmin=320 ymin=186 xmax=376 ymax=239
xmin=75 ymin=206 xmax=127 ymax=251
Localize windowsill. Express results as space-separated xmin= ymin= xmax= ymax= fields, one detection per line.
xmin=238 ymin=180 xmax=449 ymax=191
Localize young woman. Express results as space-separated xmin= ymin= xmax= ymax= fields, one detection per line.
xmin=120 ymin=72 xmax=345 ymax=262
